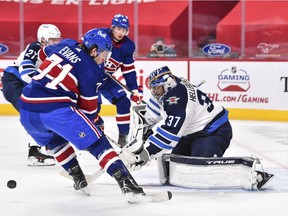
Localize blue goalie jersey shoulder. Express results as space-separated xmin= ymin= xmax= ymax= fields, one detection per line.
xmin=162 ymin=79 xmax=189 ymax=113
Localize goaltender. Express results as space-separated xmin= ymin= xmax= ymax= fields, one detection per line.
xmin=119 ymin=66 xmax=274 ymax=190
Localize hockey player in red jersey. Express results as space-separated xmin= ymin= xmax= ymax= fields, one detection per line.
xmin=18 ymin=28 xmax=147 ymax=203
xmin=100 ymin=14 xmax=143 ymax=147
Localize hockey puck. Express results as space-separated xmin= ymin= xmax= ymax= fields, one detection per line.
xmin=7 ymin=180 xmax=17 ymax=189
xmin=167 ymin=191 xmax=172 ymax=200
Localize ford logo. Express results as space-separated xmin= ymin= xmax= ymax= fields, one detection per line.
xmin=0 ymin=44 xmax=8 ymax=54
xmin=202 ymin=43 xmax=231 ymax=57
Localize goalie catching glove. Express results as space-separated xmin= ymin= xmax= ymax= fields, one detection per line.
xmin=119 ymin=138 xmax=150 ymax=171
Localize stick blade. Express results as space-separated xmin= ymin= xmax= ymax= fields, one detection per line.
xmin=147 ymin=191 xmax=172 ymax=203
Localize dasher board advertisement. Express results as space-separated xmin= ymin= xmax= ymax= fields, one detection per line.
xmin=189 ymin=61 xmax=288 ymax=111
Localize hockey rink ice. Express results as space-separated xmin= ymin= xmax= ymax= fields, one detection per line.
xmin=0 ymin=116 xmax=287 ymax=216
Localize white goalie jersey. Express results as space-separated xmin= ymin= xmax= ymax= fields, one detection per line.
xmin=143 ymin=77 xmax=229 ymax=159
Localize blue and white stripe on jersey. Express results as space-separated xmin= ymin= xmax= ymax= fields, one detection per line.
xmin=146 ymin=97 xmax=161 ymax=117
xmin=148 ymin=126 xmax=181 ymax=150
xmin=19 ymin=59 xmax=38 ymax=84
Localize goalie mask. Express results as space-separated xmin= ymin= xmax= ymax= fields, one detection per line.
xmin=82 ymin=28 xmax=113 ymax=55
xmin=148 ymin=66 xmax=176 ymax=101
xmin=37 ymin=24 xmax=61 ymax=45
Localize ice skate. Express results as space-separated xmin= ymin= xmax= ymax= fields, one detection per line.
xmin=113 ymin=170 xmax=145 ymax=203
xmin=69 ymin=164 xmax=90 ymax=196
xmin=256 ymin=171 xmax=274 ymax=189
xmin=28 ymin=145 xmax=55 ymax=166
xmin=118 ymin=134 xmax=128 ymax=148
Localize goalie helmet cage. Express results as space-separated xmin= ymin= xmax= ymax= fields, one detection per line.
xmin=157 ymin=154 xmax=261 ymax=190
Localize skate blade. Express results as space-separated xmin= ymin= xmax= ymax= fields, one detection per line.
xmin=80 ymin=187 xmax=90 ymax=196
xmin=28 ymin=158 xmax=56 ymax=166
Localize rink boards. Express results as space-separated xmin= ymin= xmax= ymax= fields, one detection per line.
xmin=0 ymin=59 xmax=287 ymax=122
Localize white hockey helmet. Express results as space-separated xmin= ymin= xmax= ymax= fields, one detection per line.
xmin=37 ymin=24 xmax=61 ymax=44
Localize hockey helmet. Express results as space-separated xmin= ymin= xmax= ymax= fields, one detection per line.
xmin=111 ymin=14 xmax=130 ymax=30
xmin=82 ymin=28 xmax=112 ymax=55
xmin=148 ymin=66 xmax=176 ymax=100
xmin=37 ymin=24 xmax=61 ymax=44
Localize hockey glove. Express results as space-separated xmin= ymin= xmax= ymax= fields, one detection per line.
xmin=130 ymin=86 xmax=143 ymax=105
xmin=119 ymin=148 xmax=150 ymax=171
xmin=92 ymin=115 xmax=104 ymax=132
xmin=143 ymin=128 xmax=154 ymax=142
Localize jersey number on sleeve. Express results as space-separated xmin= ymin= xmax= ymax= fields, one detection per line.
xmin=197 ymin=90 xmax=214 ymax=113
xmin=167 ymin=115 xmax=181 ymax=127
xmin=25 ymin=49 xmax=38 ymax=60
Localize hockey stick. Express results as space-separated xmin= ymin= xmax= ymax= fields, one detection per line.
xmin=105 ymin=72 xmax=133 ymax=94
xmin=59 ymin=167 xmax=104 ymax=184
xmin=59 ymin=136 xmax=142 ymax=184
xmin=128 ymin=191 xmax=172 ymax=204
xmin=106 ymin=71 xmax=205 ymax=100
xmin=60 ymin=166 xmax=172 ymax=203
xmin=59 ymin=134 xmax=119 ymax=183
xmin=194 ymin=80 xmax=206 ymax=88
xmin=105 ymin=72 xmax=146 ymax=104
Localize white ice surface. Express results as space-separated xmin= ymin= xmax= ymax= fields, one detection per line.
xmin=0 ymin=116 xmax=287 ymax=216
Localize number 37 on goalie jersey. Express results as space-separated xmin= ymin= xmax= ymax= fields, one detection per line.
xmin=164 ymin=88 xmax=215 ymax=129
xmin=158 ymin=84 xmax=221 ymax=143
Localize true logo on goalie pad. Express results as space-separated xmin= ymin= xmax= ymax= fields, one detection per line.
xmin=206 ymin=160 xmax=236 ymax=165
xmin=170 ymin=155 xmax=254 ymax=167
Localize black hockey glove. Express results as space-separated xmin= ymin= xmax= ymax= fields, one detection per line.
xmin=143 ymin=128 xmax=153 ymax=142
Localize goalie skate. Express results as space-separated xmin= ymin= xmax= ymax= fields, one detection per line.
xmin=28 ymin=146 xmax=55 ymax=166
xmin=255 ymin=171 xmax=274 ymax=189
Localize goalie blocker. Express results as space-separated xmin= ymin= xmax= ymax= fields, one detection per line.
xmin=157 ymin=154 xmax=274 ymax=190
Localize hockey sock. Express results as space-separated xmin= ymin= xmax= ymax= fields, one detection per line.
xmin=86 ymin=137 xmax=129 ymax=177
xmin=53 ymin=143 xmax=77 ymax=171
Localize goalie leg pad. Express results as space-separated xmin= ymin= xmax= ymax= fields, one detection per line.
xmin=163 ymin=154 xmax=271 ymax=190
xmin=157 ymin=153 xmax=171 ymax=185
